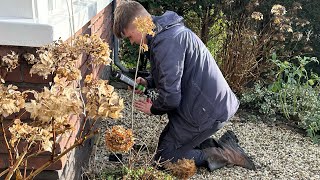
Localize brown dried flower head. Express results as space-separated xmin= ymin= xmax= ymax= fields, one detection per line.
xmin=251 ymin=12 xmax=263 ymax=21
xmin=56 ymin=64 xmax=82 ymax=81
xmin=30 ymin=50 xmax=55 ymax=79
xmin=271 ymin=4 xmax=287 ymax=16
xmin=165 ymin=158 xmax=197 ymax=180
xmin=0 ymin=84 xmax=26 ymax=117
xmin=8 ymin=119 xmax=53 ymax=151
xmin=105 ymin=125 xmax=134 ymax=152
xmin=83 ymin=75 xmax=124 ymax=119
xmin=23 ymin=53 xmax=37 ymax=65
xmin=24 ymin=78 xmax=82 ymax=125
xmin=74 ymin=34 xmax=112 ymax=65
xmin=84 ymin=74 xmax=94 ymax=84
xmin=1 ymin=51 xmax=19 ymax=72
xmin=133 ymin=16 xmax=155 ymax=37
xmin=133 ymin=16 xmax=155 ymax=52
xmin=30 ymin=34 xmax=112 ymax=79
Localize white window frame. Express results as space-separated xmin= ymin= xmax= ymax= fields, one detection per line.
xmin=0 ymin=0 xmax=113 ymax=47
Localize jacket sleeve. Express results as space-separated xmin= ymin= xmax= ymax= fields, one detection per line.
xmin=145 ymin=74 xmax=155 ymax=89
xmin=150 ymin=35 xmax=186 ymax=115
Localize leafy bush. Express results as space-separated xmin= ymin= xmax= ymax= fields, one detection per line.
xmin=127 ymin=1 xmax=320 ymax=93
xmin=241 ymin=54 xmax=320 ymax=143
xmin=118 ymin=38 xmax=139 ymax=69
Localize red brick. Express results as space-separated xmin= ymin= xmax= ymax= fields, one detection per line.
xmin=78 ymin=22 xmax=91 ymax=35
xmin=1 ymin=66 xmax=23 ymax=82
xmin=0 ymin=46 xmax=20 ymax=57
xmin=90 ymin=9 xmax=104 ymax=25
xmin=94 ymin=17 xmax=105 ymax=33
xmin=0 ymin=153 xmax=65 ymax=170
xmin=0 ymin=139 xmax=42 ymax=154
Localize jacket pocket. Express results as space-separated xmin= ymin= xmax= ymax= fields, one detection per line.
xmin=189 ymin=83 xmax=216 ymax=131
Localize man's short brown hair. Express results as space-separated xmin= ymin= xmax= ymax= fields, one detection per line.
xmin=113 ymin=1 xmax=147 ymax=38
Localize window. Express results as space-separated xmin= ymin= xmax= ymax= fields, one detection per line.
xmin=0 ymin=0 xmax=112 ymax=46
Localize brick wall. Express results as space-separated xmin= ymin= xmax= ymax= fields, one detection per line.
xmin=0 ymin=2 xmax=114 ymax=180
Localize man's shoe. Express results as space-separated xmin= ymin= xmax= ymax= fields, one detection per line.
xmin=203 ymin=131 xmax=255 ymax=171
xmin=219 ymin=130 xmax=239 ymax=143
xmin=198 ymin=137 xmax=220 ymax=149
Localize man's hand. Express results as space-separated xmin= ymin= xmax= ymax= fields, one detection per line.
xmin=135 ymin=77 xmax=147 ymax=94
xmin=134 ymin=98 xmax=152 ymax=115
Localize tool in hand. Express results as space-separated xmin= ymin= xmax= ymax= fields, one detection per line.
xmin=113 ymin=71 xmax=152 ymax=103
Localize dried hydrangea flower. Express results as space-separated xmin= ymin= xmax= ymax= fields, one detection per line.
xmin=23 ymin=53 xmax=37 ymax=65
xmin=165 ymin=158 xmax=197 ymax=179
xmin=105 ymin=125 xmax=134 ymax=152
xmin=141 ymin=44 xmax=149 ymax=52
xmin=1 ymin=51 xmax=19 ymax=72
xmin=0 ymin=84 xmax=25 ymax=117
xmin=84 ymin=74 xmax=94 ymax=84
xmin=133 ymin=16 xmax=155 ymax=37
xmin=24 ymin=81 xmax=82 ymax=124
xmin=133 ymin=16 xmax=155 ymax=52
xmin=271 ymin=4 xmax=287 ymax=16
xmin=30 ymin=34 xmax=112 ymax=79
xmin=9 ymin=119 xmax=54 ymax=151
xmin=83 ymin=76 xmax=124 ymax=119
xmin=251 ymin=12 xmax=263 ymax=21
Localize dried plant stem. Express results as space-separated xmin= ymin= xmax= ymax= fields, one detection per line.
xmin=5 ymin=150 xmax=27 ymax=180
xmin=70 ymin=0 xmax=75 ymax=42
xmin=81 ymin=118 xmax=99 ymax=141
xmin=25 ymin=130 xmax=98 ymax=180
xmin=131 ymin=37 xmax=144 ymax=130
xmin=0 ymin=169 xmax=9 ymax=178
xmin=51 ymin=118 xmax=56 ymax=160
xmin=87 ymin=120 xmax=98 ymax=135
xmin=78 ymin=116 xmax=88 ymax=139
xmin=23 ymin=160 xmax=27 ymax=179
xmin=79 ymin=55 xmax=90 ymax=71
xmin=0 ymin=119 xmax=13 ymax=167
xmin=26 ymin=150 xmax=46 ymax=159
xmin=128 ymin=35 xmax=145 ymax=176
xmin=17 ymin=110 xmax=27 ymax=119
xmin=78 ymin=80 xmax=87 ymax=116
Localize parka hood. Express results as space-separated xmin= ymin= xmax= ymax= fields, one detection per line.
xmin=152 ymin=11 xmax=184 ymax=34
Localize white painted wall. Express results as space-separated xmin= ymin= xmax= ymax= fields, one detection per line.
xmin=0 ymin=0 xmax=113 ymax=47
xmin=0 ymin=0 xmax=35 ymax=18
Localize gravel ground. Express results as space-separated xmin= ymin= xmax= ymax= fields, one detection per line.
xmin=86 ymin=89 xmax=320 ymax=179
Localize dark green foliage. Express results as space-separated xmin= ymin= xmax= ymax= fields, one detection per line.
xmin=118 ymin=39 xmax=139 ymax=69
xmin=241 ymin=55 xmax=320 ymax=143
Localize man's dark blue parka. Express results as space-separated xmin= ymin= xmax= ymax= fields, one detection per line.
xmin=145 ymin=11 xmax=239 ymax=150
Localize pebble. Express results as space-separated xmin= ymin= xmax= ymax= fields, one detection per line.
xmin=86 ymin=89 xmax=320 ymax=179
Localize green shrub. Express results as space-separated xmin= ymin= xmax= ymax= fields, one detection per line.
xmin=241 ymin=55 xmax=320 ymax=143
